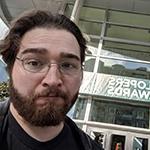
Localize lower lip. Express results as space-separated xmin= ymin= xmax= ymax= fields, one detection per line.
xmin=35 ymin=97 xmax=62 ymax=106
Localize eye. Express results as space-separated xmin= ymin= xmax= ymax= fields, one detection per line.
xmin=23 ymin=58 xmax=46 ymax=71
xmin=61 ymin=62 xmax=77 ymax=70
xmin=25 ymin=59 xmax=43 ymax=66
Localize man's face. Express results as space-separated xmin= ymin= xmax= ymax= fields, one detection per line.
xmin=11 ymin=28 xmax=82 ymax=126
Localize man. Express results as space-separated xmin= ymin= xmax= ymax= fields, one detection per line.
xmin=0 ymin=10 xmax=103 ymax=150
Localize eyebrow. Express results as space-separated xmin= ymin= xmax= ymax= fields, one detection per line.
xmin=60 ymin=52 xmax=80 ymax=61
xmin=19 ymin=48 xmax=80 ymax=61
xmin=20 ymin=48 xmax=48 ymax=55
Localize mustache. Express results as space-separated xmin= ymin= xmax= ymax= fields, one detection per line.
xmin=33 ymin=87 xmax=68 ymax=100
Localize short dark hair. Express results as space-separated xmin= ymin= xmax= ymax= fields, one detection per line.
xmin=0 ymin=10 xmax=86 ymax=73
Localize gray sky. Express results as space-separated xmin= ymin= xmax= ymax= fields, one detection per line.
xmin=0 ymin=18 xmax=9 ymax=82
xmin=0 ymin=18 xmax=8 ymax=63
xmin=0 ymin=18 xmax=9 ymax=40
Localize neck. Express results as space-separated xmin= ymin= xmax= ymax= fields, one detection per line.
xmin=10 ymin=103 xmax=64 ymax=142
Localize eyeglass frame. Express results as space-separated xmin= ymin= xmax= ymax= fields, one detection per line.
xmin=16 ymin=56 xmax=83 ymax=76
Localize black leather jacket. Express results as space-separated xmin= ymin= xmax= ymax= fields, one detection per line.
xmin=0 ymin=99 xmax=104 ymax=150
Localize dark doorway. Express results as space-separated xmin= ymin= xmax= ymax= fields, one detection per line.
xmin=111 ymin=134 xmax=125 ymax=150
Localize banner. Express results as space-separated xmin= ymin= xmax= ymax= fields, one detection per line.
xmin=80 ymin=72 xmax=150 ymax=102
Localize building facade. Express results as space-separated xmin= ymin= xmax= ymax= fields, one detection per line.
xmin=65 ymin=1 xmax=150 ymax=150
xmin=0 ymin=0 xmax=150 ymax=149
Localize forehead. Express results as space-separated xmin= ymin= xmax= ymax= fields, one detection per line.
xmin=18 ymin=28 xmax=80 ymax=59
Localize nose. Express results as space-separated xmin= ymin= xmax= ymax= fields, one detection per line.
xmin=41 ymin=64 xmax=63 ymax=87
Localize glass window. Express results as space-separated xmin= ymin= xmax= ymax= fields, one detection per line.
xmin=109 ymin=10 xmax=150 ymax=27
xmin=102 ymin=41 xmax=150 ymax=61
xmin=89 ymin=99 xmax=149 ymax=128
xmin=78 ymin=20 xmax=101 ymax=47
xmin=80 ymin=7 xmax=105 ymax=21
xmin=98 ymin=58 xmax=150 ymax=79
xmin=78 ymin=20 xmax=102 ymax=36
xmin=133 ymin=137 xmax=148 ymax=150
xmin=68 ymin=97 xmax=87 ymax=120
xmin=84 ymin=56 xmax=96 ymax=72
xmin=102 ymin=10 xmax=150 ymax=63
xmin=64 ymin=4 xmax=74 ymax=18
xmin=78 ymin=6 xmax=104 ymax=48
xmin=88 ymin=36 xmax=100 ymax=48
xmin=87 ymin=45 xmax=98 ymax=56
xmin=105 ymin=24 xmax=150 ymax=42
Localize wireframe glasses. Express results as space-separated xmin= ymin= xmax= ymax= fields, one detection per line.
xmin=16 ymin=57 xmax=82 ymax=76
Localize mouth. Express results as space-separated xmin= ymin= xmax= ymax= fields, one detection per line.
xmin=35 ymin=96 xmax=63 ymax=106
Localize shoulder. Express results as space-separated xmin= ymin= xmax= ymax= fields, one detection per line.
xmin=0 ymin=99 xmax=9 ymax=146
xmin=65 ymin=117 xmax=104 ymax=150
xmin=79 ymin=130 xmax=104 ymax=150
xmin=89 ymin=138 xmax=104 ymax=150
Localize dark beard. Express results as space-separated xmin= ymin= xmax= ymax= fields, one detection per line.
xmin=9 ymin=80 xmax=78 ymax=127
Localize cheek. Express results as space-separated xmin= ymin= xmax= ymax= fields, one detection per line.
xmin=65 ymin=77 xmax=82 ymax=96
xmin=12 ymin=64 xmax=40 ymax=96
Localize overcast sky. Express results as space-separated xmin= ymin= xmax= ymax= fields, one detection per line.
xmin=0 ymin=18 xmax=9 ymax=82
xmin=0 ymin=18 xmax=9 ymax=40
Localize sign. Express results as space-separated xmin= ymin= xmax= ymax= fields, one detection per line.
xmin=80 ymin=72 xmax=150 ymax=102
